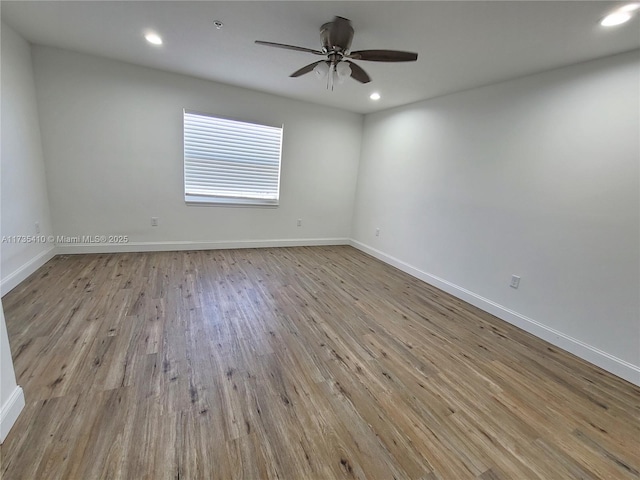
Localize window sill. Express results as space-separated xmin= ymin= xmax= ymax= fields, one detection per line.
xmin=185 ymin=195 xmax=279 ymax=208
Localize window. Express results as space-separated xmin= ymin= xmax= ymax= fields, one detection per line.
xmin=183 ymin=110 xmax=283 ymax=206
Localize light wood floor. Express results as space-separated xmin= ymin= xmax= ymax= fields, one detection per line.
xmin=1 ymin=246 xmax=638 ymax=479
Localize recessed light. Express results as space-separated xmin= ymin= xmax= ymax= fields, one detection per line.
xmin=370 ymin=92 xmax=381 ymax=101
xmin=601 ymin=11 xmax=632 ymax=26
xmin=144 ymin=32 xmax=163 ymax=45
xmin=600 ymin=3 xmax=639 ymax=26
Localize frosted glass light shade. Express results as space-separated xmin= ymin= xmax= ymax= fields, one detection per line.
xmin=314 ymin=62 xmax=330 ymax=78
xmin=336 ymin=62 xmax=351 ymax=79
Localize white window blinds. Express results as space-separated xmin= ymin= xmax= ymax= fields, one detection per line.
xmin=184 ymin=110 xmax=283 ymax=205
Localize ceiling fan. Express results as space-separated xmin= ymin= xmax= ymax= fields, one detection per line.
xmin=255 ymin=16 xmax=418 ymax=89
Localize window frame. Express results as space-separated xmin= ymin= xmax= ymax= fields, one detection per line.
xmin=183 ymin=109 xmax=284 ymax=207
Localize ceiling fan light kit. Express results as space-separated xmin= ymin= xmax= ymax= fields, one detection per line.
xmin=312 ymin=60 xmax=352 ymax=89
xmin=255 ymin=16 xmax=418 ymax=90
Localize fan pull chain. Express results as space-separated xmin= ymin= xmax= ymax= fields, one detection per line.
xmin=327 ymin=64 xmax=335 ymax=90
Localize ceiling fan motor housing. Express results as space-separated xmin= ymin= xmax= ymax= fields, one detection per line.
xmin=320 ymin=17 xmax=354 ymax=54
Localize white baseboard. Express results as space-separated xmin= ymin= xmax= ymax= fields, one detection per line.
xmin=55 ymin=237 xmax=350 ymax=255
xmin=1 ymin=246 xmax=56 ymax=297
xmin=0 ymin=386 xmax=25 ymax=444
xmin=350 ymin=239 xmax=640 ymax=387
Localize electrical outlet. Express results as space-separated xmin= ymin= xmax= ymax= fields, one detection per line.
xmin=510 ymin=275 xmax=521 ymax=289
xmin=151 ymin=217 xmax=159 ymax=227
xmin=297 ymin=219 xmax=302 ymax=227
xmin=35 ymin=222 xmax=40 ymax=234
xmin=375 ymin=228 xmax=380 ymax=237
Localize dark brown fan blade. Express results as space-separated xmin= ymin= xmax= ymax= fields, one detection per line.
xmin=348 ymin=50 xmax=418 ymax=62
xmin=255 ymin=40 xmax=324 ymax=55
xmin=329 ymin=16 xmax=354 ymax=50
xmin=290 ymin=60 xmax=327 ymax=78
xmin=344 ymin=60 xmax=371 ymax=84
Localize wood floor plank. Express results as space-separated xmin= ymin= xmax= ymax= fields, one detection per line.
xmin=1 ymin=246 xmax=638 ymax=479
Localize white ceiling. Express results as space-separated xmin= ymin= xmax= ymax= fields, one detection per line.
xmin=2 ymin=1 xmax=639 ymax=114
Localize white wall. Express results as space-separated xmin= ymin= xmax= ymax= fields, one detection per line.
xmin=352 ymin=50 xmax=640 ymax=385
xmin=1 ymin=23 xmax=55 ymax=294
xmin=32 ymin=46 xmax=362 ymax=252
